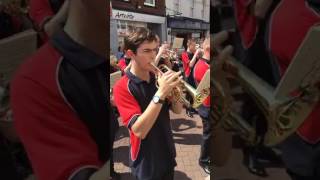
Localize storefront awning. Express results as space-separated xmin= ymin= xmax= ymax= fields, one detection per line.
xmin=167 ymin=16 xmax=210 ymax=30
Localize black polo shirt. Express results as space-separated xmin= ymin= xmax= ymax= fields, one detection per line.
xmin=113 ymin=70 xmax=176 ymax=180
xmin=11 ymin=30 xmax=111 ymax=179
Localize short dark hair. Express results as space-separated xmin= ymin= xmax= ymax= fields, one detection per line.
xmin=187 ymin=38 xmax=197 ymax=46
xmin=124 ymin=27 xmax=157 ymax=54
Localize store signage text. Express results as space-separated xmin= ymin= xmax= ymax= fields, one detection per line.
xmin=114 ymin=12 xmax=134 ymax=20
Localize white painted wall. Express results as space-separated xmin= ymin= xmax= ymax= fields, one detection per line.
xmin=166 ymin=0 xmax=210 ymax=22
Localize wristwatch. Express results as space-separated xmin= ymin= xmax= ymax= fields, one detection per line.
xmin=152 ymin=95 xmax=165 ymax=104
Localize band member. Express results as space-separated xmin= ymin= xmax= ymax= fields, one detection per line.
xmin=266 ymin=0 xmax=320 ymax=179
xmin=232 ymin=0 xmax=282 ymax=176
xmin=233 ymin=0 xmax=278 ymax=85
xmin=117 ymin=51 xmax=131 ymax=74
xmin=11 ymin=1 xmax=112 ymax=179
xmin=154 ymin=37 xmax=173 ymax=69
xmin=210 ymin=31 xmax=234 ymax=168
xmin=113 ymin=27 xmax=183 ymax=180
xmin=181 ymin=38 xmax=200 ymax=117
xmin=181 ymin=38 xmax=198 ymax=86
xmin=29 ymin=0 xmax=68 ymax=43
xmin=110 ymin=54 xmax=119 ymax=73
xmin=193 ymin=37 xmax=211 ymax=174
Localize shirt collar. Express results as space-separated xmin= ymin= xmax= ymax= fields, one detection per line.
xmin=50 ymin=30 xmax=106 ymax=71
xmin=126 ymin=70 xmax=155 ymax=84
xmin=200 ymin=57 xmax=210 ymax=64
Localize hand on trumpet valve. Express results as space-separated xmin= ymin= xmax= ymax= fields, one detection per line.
xmin=159 ymin=43 xmax=169 ymax=53
xmin=156 ymin=70 xmax=183 ymax=99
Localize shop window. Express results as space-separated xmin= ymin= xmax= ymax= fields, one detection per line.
xmin=144 ymin=0 xmax=155 ymax=7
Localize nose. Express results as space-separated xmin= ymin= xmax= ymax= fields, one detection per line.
xmin=151 ymin=50 xmax=157 ymax=59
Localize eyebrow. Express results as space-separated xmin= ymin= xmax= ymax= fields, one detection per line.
xmin=142 ymin=48 xmax=158 ymax=51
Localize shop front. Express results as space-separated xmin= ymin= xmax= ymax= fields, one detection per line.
xmin=167 ymin=16 xmax=209 ymax=50
xmin=110 ymin=9 xmax=166 ymax=54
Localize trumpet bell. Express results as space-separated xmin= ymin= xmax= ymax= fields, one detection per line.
xmin=155 ymin=64 xmax=210 ymax=109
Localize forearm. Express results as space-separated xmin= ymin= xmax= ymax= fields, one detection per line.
xmin=189 ymin=54 xmax=198 ymax=68
xmin=131 ymin=90 xmax=164 ymax=139
xmin=154 ymin=51 xmax=162 ymax=66
xmin=44 ymin=18 xmax=64 ymax=37
xmin=254 ymin=0 xmax=273 ymax=19
xmin=170 ymin=99 xmax=183 ymax=114
xmin=43 ymin=1 xmax=69 ymax=37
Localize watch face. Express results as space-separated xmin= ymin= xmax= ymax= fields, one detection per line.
xmin=153 ymin=96 xmax=160 ymax=103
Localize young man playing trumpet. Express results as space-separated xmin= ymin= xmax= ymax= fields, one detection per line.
xmin=113 ymin=27 xmax=183 ymax=180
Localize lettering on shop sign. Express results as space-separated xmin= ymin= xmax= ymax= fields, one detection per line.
xmin=114 ymin=12 xmax=134 ymax=20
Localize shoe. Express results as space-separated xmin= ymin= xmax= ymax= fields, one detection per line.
xmin=190 ymin=108 xmax=198 ymax=114
xmin=186 ymin=110 xmax=194 ymax=118
xmin=256 ymin=146 xmax=282 ymax=165
xmin=243 ymin=149 xmax=268 ymax=177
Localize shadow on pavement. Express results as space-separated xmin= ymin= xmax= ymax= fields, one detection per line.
xmin=114 ymin=125 xmax=129 ymax=141
xmin=113 ymin=145 xmax=130 ymax=167
xmin=173 ymin=133 xmax=202 ymax=145
xmin=171 ymin=118 xmax=197 ymax=132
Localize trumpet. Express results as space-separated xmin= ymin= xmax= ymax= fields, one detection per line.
xmin=150 ymin=63 xmax=209 ymax=108
xmin=161 ymin=49 xmax=177 ymax=60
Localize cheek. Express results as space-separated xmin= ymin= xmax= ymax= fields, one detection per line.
xmin=135 ymin=55 xmax=148 ymax=66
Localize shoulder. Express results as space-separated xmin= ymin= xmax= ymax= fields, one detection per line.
xmin=11 ymin=43 xmax=62 ymax=97
xmin=113 ymin=75 xmax=131 ymax=96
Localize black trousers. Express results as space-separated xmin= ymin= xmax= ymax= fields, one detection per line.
xmin=199 ymin=116 xmax=212 ymax=165
xmin=0 ymin=133 xmax=19 ymax=180
xmin=280 ymin=133 xmax=320 ymax=179
xmin=287 ymin=169 xmax=320 ymax=180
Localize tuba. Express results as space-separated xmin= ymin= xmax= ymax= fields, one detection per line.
xmin=213 ymin=26 xmax=320 ymax=146
xmin=150 ymin=63 xmax=210 ymax=108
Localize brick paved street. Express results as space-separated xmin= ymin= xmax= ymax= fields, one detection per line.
xmin=113 ymin=110 xmax=291 ymax=180
xmin=113 ymin=111 xmax=209 ymax=180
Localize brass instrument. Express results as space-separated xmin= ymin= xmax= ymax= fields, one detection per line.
xmin=161 ymin=49 xmax=178 ymax=60
xmin=213 ymin=26 xmax=320 ymax=146
xmin=150 ymin=63 xmax=209 ymax=108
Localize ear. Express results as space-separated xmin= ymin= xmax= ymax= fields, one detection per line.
xmin=126 ymin=49 xmax=134 ymax=58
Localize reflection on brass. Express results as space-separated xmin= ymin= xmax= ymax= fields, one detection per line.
xmin=151 ymin=63 xmax=210 ymax=109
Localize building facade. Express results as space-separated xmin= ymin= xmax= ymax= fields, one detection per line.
xmin=110 ymin=0 xmax=166 ymax=54
xmin=166 ymin=0 xmax=210 ymax=49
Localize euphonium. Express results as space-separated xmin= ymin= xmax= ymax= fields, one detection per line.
xmin=150 ymin=63 xmax=209 ymax=108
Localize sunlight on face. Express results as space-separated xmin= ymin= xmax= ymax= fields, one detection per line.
xmin=133 ymin=40 xmax=158 ymax=71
